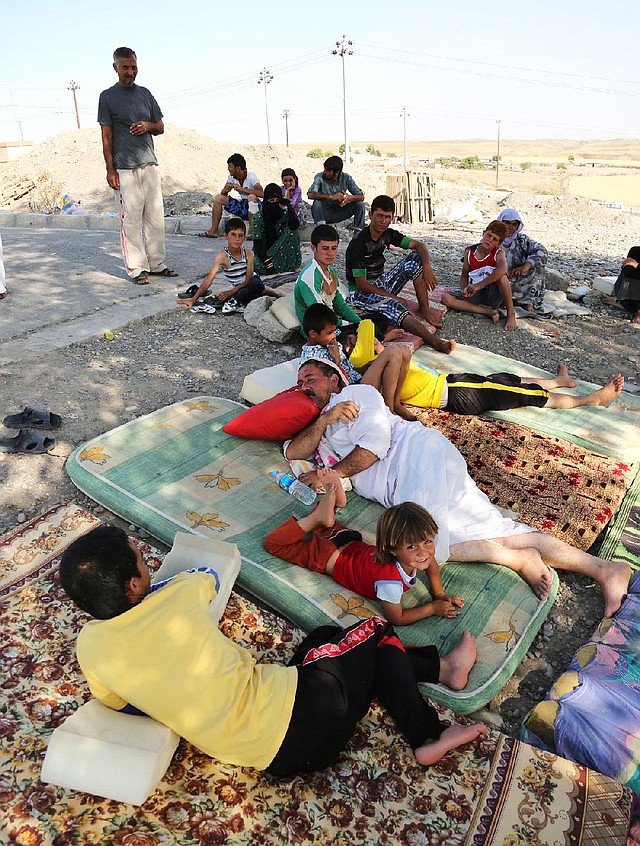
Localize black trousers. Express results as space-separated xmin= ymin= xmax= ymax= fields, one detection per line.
xmin=445 ymin=372 xmax=549 ymax=415
xmin=265 ymin=618 xmax=442 ymax=776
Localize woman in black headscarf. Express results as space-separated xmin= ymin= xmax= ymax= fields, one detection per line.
xmin=611 ymin=247 xmax=640 ymax=324
xmin=252 ymin=183 xmax=302 ymax=275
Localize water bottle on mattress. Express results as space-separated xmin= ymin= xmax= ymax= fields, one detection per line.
xmin=270 ymin=469 xmax=317 ymax=506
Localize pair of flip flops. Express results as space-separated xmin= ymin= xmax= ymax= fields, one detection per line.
xmin=0 ymin=407 xmax=61 ymax=454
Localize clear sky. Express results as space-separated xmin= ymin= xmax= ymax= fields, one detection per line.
xmin=1 ymin=0 xmax=638 ymax=147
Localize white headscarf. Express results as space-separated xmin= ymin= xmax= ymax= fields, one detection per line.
xmin=497 ymin=208 xmax=523 ymax=247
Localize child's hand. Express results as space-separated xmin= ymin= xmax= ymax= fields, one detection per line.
xmin=431 ymin=595 xmax=464 ymax=618
xmin=462 ymin=284 xmax=476 ymax=298
xmin=431 ymin=599 xmax=460 ymax=618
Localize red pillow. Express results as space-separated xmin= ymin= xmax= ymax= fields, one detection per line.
xmin=222 ymin=387 xmax=320 ymax=440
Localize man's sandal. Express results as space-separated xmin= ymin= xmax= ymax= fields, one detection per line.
xmin=132 ymin=273 xmax=149 ymax=285
xmin=149 ymin=268 xmax=179 ymax=277
xmin=3 ymin=407 xmax=62 ymax=429
xmin=0 ymin=428 xmax=56 ymax=454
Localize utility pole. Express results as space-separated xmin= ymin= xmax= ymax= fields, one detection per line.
xmin=495 ymin=119 xmax=501 ymax=188
xmin=333 ymin=36 xmax=353 ymax=165
xmin=400 ymin=107 xmax=410 ymax=170
xmin=257 ymin=68 xmax=273 ymax=144
xmin=282 ymin=109 xmax=290 ymax=147
xmin=68 ymin=80 xmax=81 ymax=129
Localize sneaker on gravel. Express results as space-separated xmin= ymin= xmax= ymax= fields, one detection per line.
xmin=221 ymin=298 xmax=245 ymax=314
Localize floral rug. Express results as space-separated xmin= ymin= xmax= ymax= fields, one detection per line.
xmin=410 ymin=407 xmax=634 ymax=551
xmin=0 ymin=503 xmax=633 ymax=845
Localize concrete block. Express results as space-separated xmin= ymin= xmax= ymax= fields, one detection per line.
xmin=88 ymin=215 xmax=120 ymax=232
xmin=14 ymin=212 xmax=52 ymax=229
xmin=244 ymin=295 xmax=274 ymax=327
xmin=256 ymin=309 xmax=297 ymax=343
xmin=593 ymin=276 xmax=617 ymax=296
xmin=174 ymin=215 xmax=212 ymax=236
xmin=41 ymin=699 xmax=179 ymax=805
xmin=50 ymin=214 xmax=89 ymax=231
xmin=0 ymin=212 xmax=16 ymax=227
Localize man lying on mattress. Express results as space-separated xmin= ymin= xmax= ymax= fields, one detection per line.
xmin=59 ymin=523 xmax=485 ymax=774
xmin=287 ymin=358 xmax=629 ymax=620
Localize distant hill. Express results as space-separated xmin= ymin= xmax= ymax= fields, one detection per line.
xmin=292 ymin=138 xmax=640 ymax=163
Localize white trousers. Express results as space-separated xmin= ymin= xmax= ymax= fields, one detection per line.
xmin=116 ymin=165 xmax=166 ymax=278
xmin=0 ymin=234 xmax=6 ymax=294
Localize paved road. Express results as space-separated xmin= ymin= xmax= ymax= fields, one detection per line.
xmin=0 ymin=228 xmax=232 ymax=366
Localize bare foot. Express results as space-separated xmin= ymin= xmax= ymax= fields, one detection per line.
xmin=586 ymin=374 xmax=624 ymax=406
xmin=438 ymin=630 xmax=477 ymax=690
xmin=197 ymin=231 xmax=219 ymax=239
xmin=633 ymin=310 xmax=640 ymax=325
xmin=555 ymin=363 xmax=577 ymax=388
xmin=431 ymin=338 xmax=456 ymax=355
xmin=595 ymin=559 xmax=630 ymax=618
xmin=514 ymin=549 xmax=552 ymax=600
xmin=394 ymin=402 xmax=417 ymax=421
xmin=504 ymin=314 xmax=518 ymax=331
xmin=415 ymin=723 xmax=487 ymax=767
xmin=316 ymin=468 xmax=347 ymax=509
xmin=490 ymin=310 xmax=500 ymax=325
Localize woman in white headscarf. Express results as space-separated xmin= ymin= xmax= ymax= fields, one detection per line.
xmin=497 ymin=208 xmax=547 ymax=313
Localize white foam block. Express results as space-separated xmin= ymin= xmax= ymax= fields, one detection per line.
xmin=593 ymin=276 xmax=617 ymax=296
xmin=270 ymin=293 xmax=300 ymax=330
xmin=240 ymin=357 xmax=300 ymax=404
xmin=41 ymin=700 xmax=179 ymax=805
xmin=153 ymin=532 xmax=241 ymax=623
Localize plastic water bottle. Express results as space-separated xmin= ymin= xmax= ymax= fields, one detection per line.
xmin=270 ymin=469 xmax=317 ymax=506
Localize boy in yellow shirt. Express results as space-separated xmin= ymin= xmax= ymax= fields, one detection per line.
xmin=59 ymin=524 xmax=485 ymax=773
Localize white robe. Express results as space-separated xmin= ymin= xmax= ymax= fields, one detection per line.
xmin=323 ymin=385 xmax=532 ymax=563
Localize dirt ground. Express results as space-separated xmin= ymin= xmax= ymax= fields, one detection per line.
xmin=2 ymin=127 xmax=640 ymax=737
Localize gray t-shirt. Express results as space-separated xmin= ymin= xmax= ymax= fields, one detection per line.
xmin=308 ymin=171 xmax=363 ymax=198
xmin=97 ymin=83 xmax=163 ymax=170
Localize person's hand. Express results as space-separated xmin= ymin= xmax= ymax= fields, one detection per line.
xmin=431 ymin=595 xmax=464 ymax=618
xmin=130 ymin=121 xmax=150 ymax=136
xmin=324 ymin=401 xmax=360 ymax=425
xmin=394 ymin=295 xmax=410 ymax=307
xmin=510 ymin=262 xmax=532 ymax=278
xmin=222 ymin=182 xmax=235 ymax=195
xmin=106 ymin=168 xmax=119 ymax=190
xmin=298 ymin=470 xmax=323 ymax=490
xmin=462 ymin=284 xmax=476 ymax=298
xmin=622 ymin=258 xmax=639 ymax=270
xmin=423 ymin=263 xmax=438 ymax=290
xmin=340 ymin=194 xmax=351 ymax=207
xmin=332 ymin=192 xmax=345 ymax=204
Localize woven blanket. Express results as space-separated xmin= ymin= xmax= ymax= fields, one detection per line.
xmin=410 ymin=408 xmax=634 ymax=551
xmin=66 ymin=397 xmax=558 ymax=715
xmin=0 ymin=503 xmax=632 ymax=845
xmin=412 ymin=343 xmax=640 ymax=461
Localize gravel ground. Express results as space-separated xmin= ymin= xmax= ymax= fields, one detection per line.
xmin=1 ymin=204 xmax=639 ymax=738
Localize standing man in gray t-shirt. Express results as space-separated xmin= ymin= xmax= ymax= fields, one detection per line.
xmin=98 ymin=47 xmax=178 ymax=285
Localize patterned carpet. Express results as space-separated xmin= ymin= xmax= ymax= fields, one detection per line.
xmin=410 ymin=407 xmax=634 ymax=551
xmin=0 ymin=503 xmax=633 ymax=845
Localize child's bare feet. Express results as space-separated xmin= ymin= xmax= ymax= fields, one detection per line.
xmin=555 ymin=363 xmax=577 ymax=389
xmin=438 ymin=630 xmax=476 ymax=690
xmin=431 ymin=337 xmax=456 ymax=355
xmin=490 ymin=310 xmax=500 ymax=324
xmin=504 ymin=313 xmax=518 ymax=331
xmin=415 ymin=723 xmax=487 ymax=766
xmin=316 ymin=468 xmax=347 ymax=509
xmin=586 ymin=374 xmax=624 ymax=406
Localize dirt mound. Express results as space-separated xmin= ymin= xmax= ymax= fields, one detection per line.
xmin=0 ymin=126 xmax=390 ymax=214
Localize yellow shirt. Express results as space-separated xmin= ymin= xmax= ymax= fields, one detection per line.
xmin=76 ymin=571 xmax=297 ymax=769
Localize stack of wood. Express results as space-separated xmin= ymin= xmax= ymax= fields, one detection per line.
xmin=385 ymin=170 xmax=435 ymax=224
xmin=0 ymin=178 xmax=35 ymax=207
